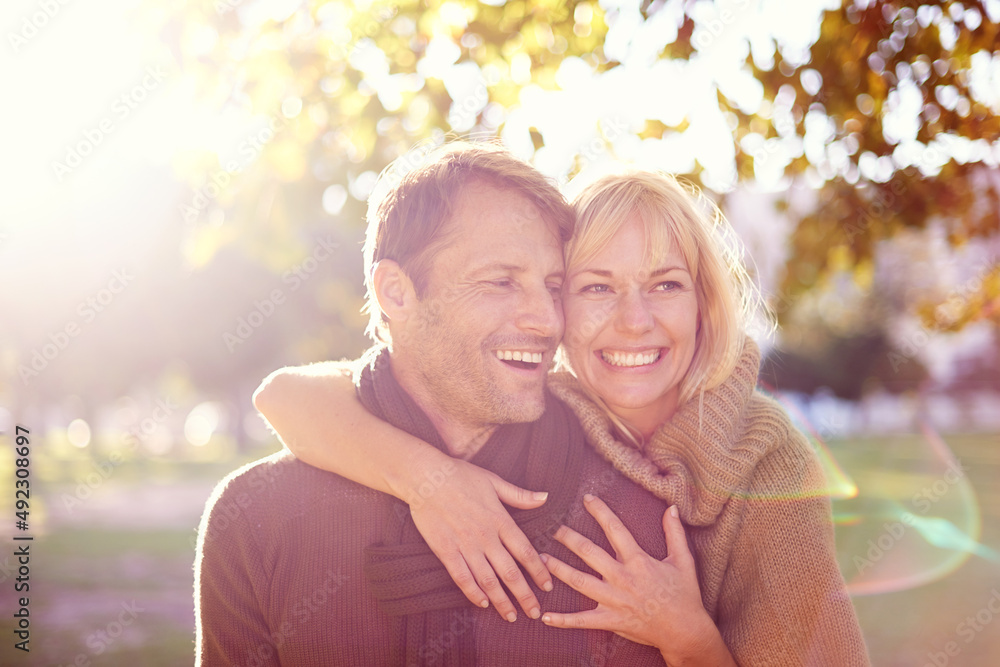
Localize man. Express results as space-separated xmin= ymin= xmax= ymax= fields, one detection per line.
xmin=195 ymin=142 xmax=672 ymax=666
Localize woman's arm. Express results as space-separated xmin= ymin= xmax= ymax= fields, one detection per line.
xmin=539 ymin=496 xmax=737 ymax=667
xmin=715 ymin=441 xmax=871 ymax=666
xmin=252 ymin=362 xmax=554 ymax=622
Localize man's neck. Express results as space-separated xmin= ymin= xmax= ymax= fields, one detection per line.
xmin=388 ymin=356 xmax=497 ymax=460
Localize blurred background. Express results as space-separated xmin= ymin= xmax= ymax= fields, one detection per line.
xmin=0 ymin=0 xmax=998 ymax=664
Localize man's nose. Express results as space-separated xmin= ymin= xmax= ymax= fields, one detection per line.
xmin=514 ymin=283 xmax=563 ymax=340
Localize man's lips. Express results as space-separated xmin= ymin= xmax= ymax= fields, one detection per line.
xmin=494 ymin=349 xmax=544 ymax=364
xmin=493 ymin=348 xmax=548 ymax=372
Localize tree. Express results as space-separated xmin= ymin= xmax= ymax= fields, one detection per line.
xmin=160 ymin=0 xmax=1000 ymax=335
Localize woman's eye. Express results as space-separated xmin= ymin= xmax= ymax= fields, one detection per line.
xmin=654 ymin=281 xmax=682 ymax=292
xmin=581 ymin=284 xmax=610 ymax=294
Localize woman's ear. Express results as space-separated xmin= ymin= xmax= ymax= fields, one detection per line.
xmin=371 ymin=260 xmax=417 ymax=327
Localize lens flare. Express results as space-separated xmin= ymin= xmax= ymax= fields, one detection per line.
xmin=831 ymin=421 xmax=988 ymax=595
xmin=758 ymin=387 xmax=990 ymax=597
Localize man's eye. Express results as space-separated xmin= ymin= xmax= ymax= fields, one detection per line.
xmin=547 ymin=284 xmax=563 ymax=296
xmin=490 ymin=279 xmax=513 ymax=288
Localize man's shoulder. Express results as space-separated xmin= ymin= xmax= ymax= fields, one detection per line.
xmin=202 ymin=449 xmax=386 ymax=524
xmin=208 ymin=449 xmax=307 ymax=499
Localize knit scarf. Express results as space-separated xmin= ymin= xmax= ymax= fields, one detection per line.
xmin=357 ymin=346 xmax=584 ymax=667
xmin=548 ymin=336 xmax=779 ymax=526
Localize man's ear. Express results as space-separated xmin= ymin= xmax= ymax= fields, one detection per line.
xmin=371 ymin=260 xmax=418 ymax=326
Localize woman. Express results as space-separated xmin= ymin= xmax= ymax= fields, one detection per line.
xmin=254 ymin=170 xmax=870 ymax=665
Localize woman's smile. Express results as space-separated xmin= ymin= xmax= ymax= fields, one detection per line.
xmin=563 ymin=213 xmax=700 ymax=438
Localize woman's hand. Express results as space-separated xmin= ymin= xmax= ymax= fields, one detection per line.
xmin=254 ymin=363 xmax=552 ymax=622
xmin=407 ymin=458 xmax=554 ymax=623
xmin=540 ymin=495 xmax=736 ymax=666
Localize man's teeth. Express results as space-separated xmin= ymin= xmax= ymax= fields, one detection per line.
xmin=601 ymin=350 xmax=661 ymax=367
xmin=495 ymin=350 xmax=543 ymax=363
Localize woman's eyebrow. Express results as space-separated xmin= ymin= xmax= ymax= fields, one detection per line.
xmin=649 ymin=266 xmax=689 ymax=278
xmin=575 ymin=268 xmax=613 ymax=278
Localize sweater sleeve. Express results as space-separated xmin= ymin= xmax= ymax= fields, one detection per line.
xmin=715 ymin=431 xmax=871 ymax=667
xmin=195 ymin=475 xmax=280 ymax=667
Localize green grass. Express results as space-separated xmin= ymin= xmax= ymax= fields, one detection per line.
xmin=0 ymin=435 xmax=997 ymax=666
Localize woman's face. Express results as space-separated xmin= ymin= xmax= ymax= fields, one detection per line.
xmin=562 ymin=214 xmax=700 ymax=437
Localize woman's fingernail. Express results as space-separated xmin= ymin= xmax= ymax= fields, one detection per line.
xmin=542 ymin=614 xmax=552 ymax=624
xmin=543 ymin=580 xmax=553 ymax=592
xmin=480 ymin=599 xmax=490 ymax=608
xmin=583 ymin=493 xmax=595 ymax=502
xmin=529 ymin=607 xmax=541 ymax=619
xmin=534 ymin=491 xmax=549 ymax=501
xmin=506 ymin=612 xmax=517 ymax=623
xmin=539 ymin=553 xmax=549 ymax=564
xmin=670 ymin=505 xmax=679 ymax=518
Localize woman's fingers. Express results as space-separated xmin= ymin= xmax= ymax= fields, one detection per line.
xmin=497 ymin=519 xmax=553 ymax=595
xmin=487 ymin=472 xmax=553 ymax=594
xmin=436 ymin=550 xmax=489 ymax=610
xmin=581 ymin=494 xmax=641 ymax=561
xmin=485 ymin=546 xmax=542 ymax=620
xmin=540 ymin=607 xmax=610 ymax=631
xmin=490 ymin=473 xmax=549 ymax=510
xmin=540 ymin=552 xmax=606 ymax=599
xmin=409 ymin=461 xmax=552 ymax=621
xmin=551 ymin=523 xmax=619 ymax=575
xmin=433 ymin=533 xmax=545 ymax=622
xmin=466 ymin=553 xmax=521 ymax=622
xmin=662 ymin=505 xmax=694 ymax=569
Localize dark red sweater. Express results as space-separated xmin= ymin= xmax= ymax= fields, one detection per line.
xmin=195 ymin=397 xmax=671 ymax=666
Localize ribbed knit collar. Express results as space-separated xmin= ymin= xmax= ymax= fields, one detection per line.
xmin=548 ymin=337 xmax=786 ymax=526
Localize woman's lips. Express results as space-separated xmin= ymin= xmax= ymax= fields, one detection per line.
xmin=598 ymin=348 xmax=664 ymax=368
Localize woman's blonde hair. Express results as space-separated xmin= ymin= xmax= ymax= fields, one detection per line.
xmin=562 ymin=170 xmax=767 ymax=442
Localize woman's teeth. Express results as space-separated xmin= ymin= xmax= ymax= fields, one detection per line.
xmin=601 ymin=350 xmax=661 ymax=367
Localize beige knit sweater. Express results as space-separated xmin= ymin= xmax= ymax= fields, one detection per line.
xmin=548 ymin=338 xmax=871 ymax=666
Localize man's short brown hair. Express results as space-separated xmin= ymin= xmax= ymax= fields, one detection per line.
xmin=362 ymin=140 xmax=574 ymax=341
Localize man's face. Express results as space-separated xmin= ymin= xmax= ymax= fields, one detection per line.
xmin=400 ymin=180 xmax=565 ymax=427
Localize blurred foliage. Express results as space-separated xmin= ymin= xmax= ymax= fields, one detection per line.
xmin=159 ymin=0 xmax=999 ymax=334
xmin=760 ymin=329 xmax=930 ymax=397
xmin=752 ymin=2 xmax=1000 ymax=329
